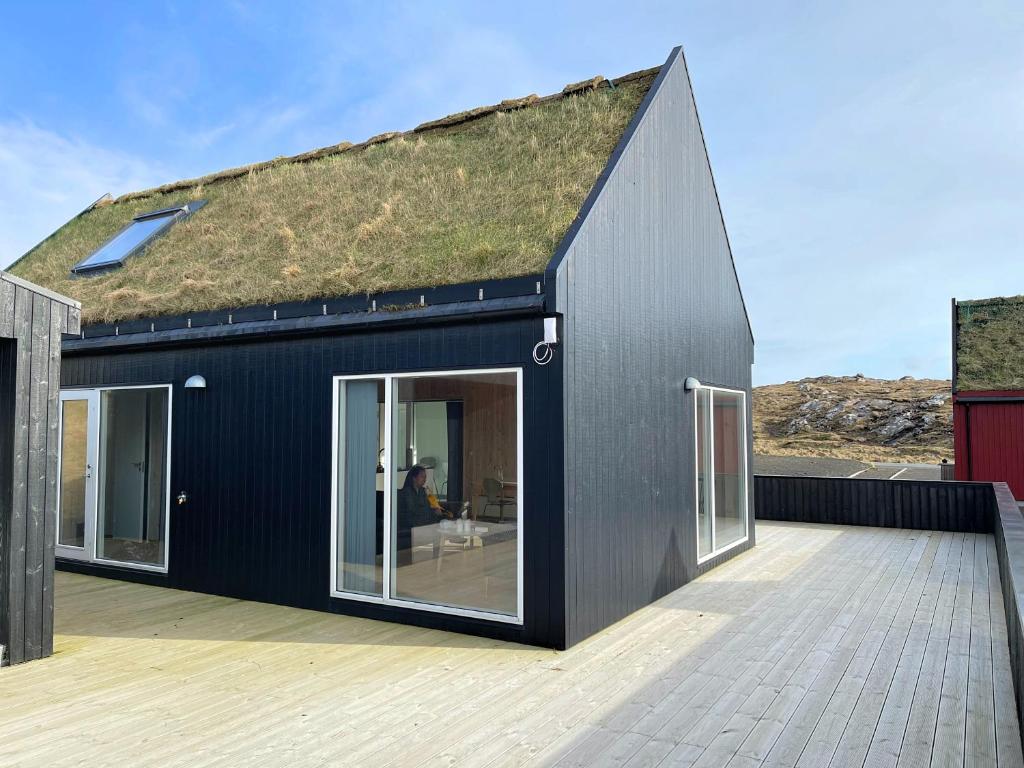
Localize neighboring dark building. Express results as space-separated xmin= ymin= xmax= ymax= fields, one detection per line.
xmin=953 ymin=296 xmax=1024 ymax=500
xmin=0 ymin=271 xmax=80 ymax=665
xmin=9 ymin=46 xmax=754 ymax=649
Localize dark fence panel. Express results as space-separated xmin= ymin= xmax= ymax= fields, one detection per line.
xmin=754 ymin=474 xmax=995 ymax=533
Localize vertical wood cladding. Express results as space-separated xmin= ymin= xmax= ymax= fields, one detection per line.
xmin=554 ymin=48 xmax=755 ymax=646
xmin=59 ymin=316 xmax=565 ymax=647
xmin=0 ymin=272 xmax=80 ymax=665
xmin=954 ymin=398 xmax=1024 ymax=500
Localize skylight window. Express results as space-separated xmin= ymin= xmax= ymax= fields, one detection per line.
xmin=71 ymin=200 xmax=207 ymax=275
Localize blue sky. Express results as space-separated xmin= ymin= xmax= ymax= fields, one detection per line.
xmin=1 ymin=1 xmax=1021 ymax=385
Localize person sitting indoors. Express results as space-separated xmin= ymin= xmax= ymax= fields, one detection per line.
xmin=396 ymin=465 xmax=450 ymax=565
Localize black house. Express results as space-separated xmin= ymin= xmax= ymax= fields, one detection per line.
xmin=9 ymin=46 xmax=754 ymax=649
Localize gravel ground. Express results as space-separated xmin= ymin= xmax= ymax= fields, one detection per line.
xmin=754 ymin=454 xmax=942 ymax=481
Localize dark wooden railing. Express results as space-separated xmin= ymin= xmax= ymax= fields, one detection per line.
xmin=754 ymin=473 xmax=1024 ymax=735
xmin=992 ymin=482 xmax=1024 ymax=736
xmin=754 ymin=474 xmax=995 ymax=533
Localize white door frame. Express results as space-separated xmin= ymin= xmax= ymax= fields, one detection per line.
xmin=694 ymin=384 xmax=750 ymax=565
xmin=56 ymin=390 xmax=99 ymax=562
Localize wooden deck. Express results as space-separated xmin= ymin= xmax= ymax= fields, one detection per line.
xmin=1 ymin=521 xmax=1021 ymax=767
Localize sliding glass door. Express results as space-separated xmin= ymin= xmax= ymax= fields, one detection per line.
xmin=96 ymin=388 xmax=170 ymax=567
xmin=56 ymin=386 xmax=172 ymax=571
xmin=695 ymin=386 xmax=749 ymax=562
xmin=331 ymin=369 xmax=523 ymax=623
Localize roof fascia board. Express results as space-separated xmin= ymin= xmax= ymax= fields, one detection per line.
xmin=77 ymin=273 xmax=544 ymax=339
xmin=542 ymin=48 xmax=678 ymax=313
xmin=0 ymin=270 xmax=81 ymax=309
xmin=63 ymin=294 xmax=544 ymax=355
xmin=954 ymin=395 xmax=1024 ymax=403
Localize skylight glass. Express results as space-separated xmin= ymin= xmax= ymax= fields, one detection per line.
xmin=71 ymin=202 xmax=204 ymax=275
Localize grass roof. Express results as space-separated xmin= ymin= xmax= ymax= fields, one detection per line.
xmin=10 ymin=69 xmax=656 ymax=325
xmin=957 ymin=295 xmax=1024 ymax=391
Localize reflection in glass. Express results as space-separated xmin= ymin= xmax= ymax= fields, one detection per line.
xmin=96 ymin=388 xmax=169 ymax=566
xmin=391 ymin=372 xmax=518 ymax=616
xmin=712 ymin=390 xmax=746 ymax=550
xmin=336 ymin=379 xmax=385 ymax=596
xmin=696 ymin=388 xmax=713 ymax=558
xmin=59 ymin=400 xmax=88 ymax=548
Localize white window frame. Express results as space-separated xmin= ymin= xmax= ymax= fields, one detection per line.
xmin=56 ymin=384 xmax=173 ymax=574
xmin=694 ymin=384 xmax=750 ymax=565
xmin=329 ymin=367 xmax=525 ymax=625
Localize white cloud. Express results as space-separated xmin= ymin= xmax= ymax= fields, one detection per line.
xmin=0 ymin=120 xmax=166 ymax=269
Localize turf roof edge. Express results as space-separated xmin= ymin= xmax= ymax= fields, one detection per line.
xmin=111 ymin=65 xmax=662 ymax=207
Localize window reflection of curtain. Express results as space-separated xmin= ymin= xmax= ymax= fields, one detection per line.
xmin=343 ymin=381 xmax=379 ymax=593
xmin=145 ymin=391 xmax=168 ymax=545
xmin=446 ymin=401 xmax=464 ymax=502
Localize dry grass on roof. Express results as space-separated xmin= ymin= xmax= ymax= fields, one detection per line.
xmin=957 ymin=295 xmax=1024 ymax=391
xmin=11 ymin=77 xmax=652 ymax=324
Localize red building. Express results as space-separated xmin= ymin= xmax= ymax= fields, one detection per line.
xmin=953 ymin=296 xmax=1024 ymax=499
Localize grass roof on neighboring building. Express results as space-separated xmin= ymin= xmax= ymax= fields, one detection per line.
xmin=957 ymin=295 xmax=1024 ymax=391
xmin=9 ymin=69 xmax=657 ymax=325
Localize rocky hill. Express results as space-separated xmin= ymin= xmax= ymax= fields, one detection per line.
xmin=754 ymin=375 xmax=953 ymax=463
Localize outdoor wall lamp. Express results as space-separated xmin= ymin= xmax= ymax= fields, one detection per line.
xmin=184 ymin=374 xmax=207 ymax=389
xmin=684 ymin=377 xmax=702 ymax=391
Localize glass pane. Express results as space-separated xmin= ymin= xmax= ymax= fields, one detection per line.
xmin=712 ymin=390 xmax=747 ymax=550
xmin=396 ymin=402 xmax=409 ymax=469
xmin=74 ymin=214 xmax=176 ymax=271
xmin=96 ymin=388 xmax=169 ymax=567
xmin=392 ymin=372 xmax=519 ymax=616
xmin=696 ymin=388 xmax=713 ymax=558
xmin=59 ymin=400 xmax=88 ymax=548
xmin=336 ymin=379 xmax=385 ymax=596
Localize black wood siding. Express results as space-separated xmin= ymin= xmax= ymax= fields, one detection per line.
xmin=59 ymin=315 xmax=565 ymax=647
xmin=754 ymin=474 xmax=996 ymax=533
xmin=0 ymin=272 xmax=80 ymax=665
xmin=552 ymin=48 xmax=755 ymax=646
xmin=992 ymin=482 xmax=1024 ymax=740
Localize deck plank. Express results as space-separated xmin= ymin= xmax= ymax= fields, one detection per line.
xmin=894 ymin=532 xmax=966 ymax=768
xmin=826 ymin=532 xmax=941 ymax=768
xmin=795 ymin=532 xmax=936 ymax=767
xmin=930 ymin=534 xmax=974 ymax=767
xmin=861 ymin=531 xmax=956 ymax=768
xmin=0 ymin=522 xmax=1021 ymax=768
xmin=758 ymin=531 xmax=919 ymax=766
xmin=965 ymin=533 xmax=996 ymax=767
